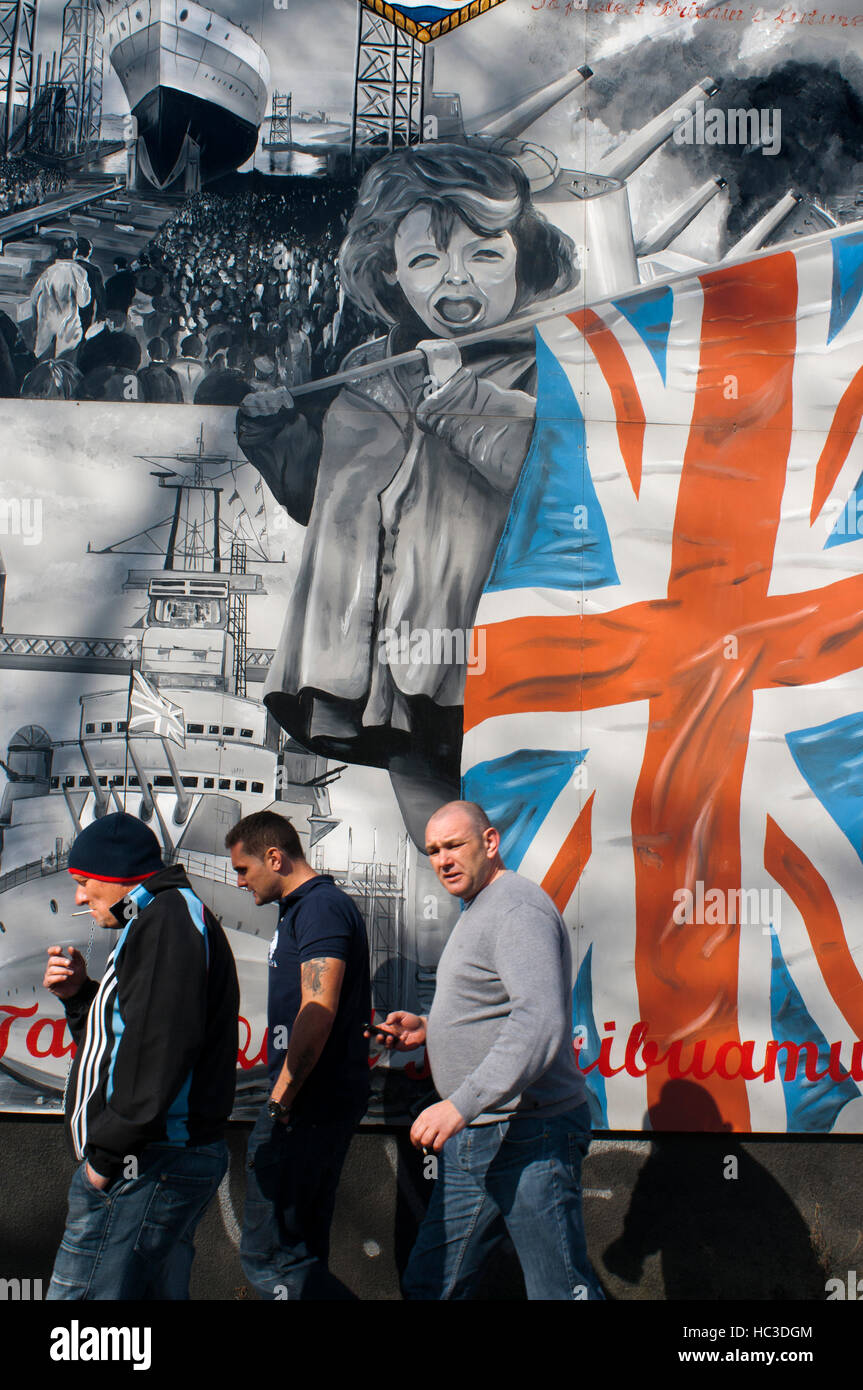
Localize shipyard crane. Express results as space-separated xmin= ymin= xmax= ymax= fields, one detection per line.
xmin=0 ymin=0 xmax=38 ymax=154
xmin=6 ymin=0 xmax=103 ymax=156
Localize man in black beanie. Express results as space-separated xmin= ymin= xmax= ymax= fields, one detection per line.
xmin=42 ymin=812 xmax=239 ymax=1300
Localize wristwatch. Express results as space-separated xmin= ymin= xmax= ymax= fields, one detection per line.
xmin=267 ymin=1097 xmax=290 ymax=1121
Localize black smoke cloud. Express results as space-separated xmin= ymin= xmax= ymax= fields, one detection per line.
xmin=587 ymin=31 xmax=863 ymax=246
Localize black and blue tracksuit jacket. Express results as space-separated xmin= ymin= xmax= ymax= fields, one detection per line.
xmin=62 ymin=864 xmax=239 ymax=1181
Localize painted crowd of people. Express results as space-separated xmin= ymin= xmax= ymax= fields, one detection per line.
xmin=2 ymin=186 xmax=378 ymax=404
xmin=0 ymin=155 xmax=65 ymax=217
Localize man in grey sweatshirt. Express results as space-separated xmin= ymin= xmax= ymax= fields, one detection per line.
xmin=373 ymin=799 xmax=604 ymax=1300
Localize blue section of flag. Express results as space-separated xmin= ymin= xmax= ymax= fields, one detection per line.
xmin=462 ymin=747 xmax=586 ymax=871
xmin=828 ymin=228 xmax=863 ymax=343
xmin=786 ymin=712 xmax=863 ymax=864
xmin=390 ymin=2 xmax=470 ymax=17
xmin=486 ymin=331 xmax=619 ymax=593
xmin=612 ymin=285 xmax=673 ymax=384
xmin=824 ymin=469 xmax=863 ymax=548
xmin=769 ymin=932 xmax=859 ymax=1131
xmin=573 ymin=944 xmax=608 ymax=1128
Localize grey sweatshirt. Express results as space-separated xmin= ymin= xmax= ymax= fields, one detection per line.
xmin=425 ymin=870 xmax=588 ymax=1125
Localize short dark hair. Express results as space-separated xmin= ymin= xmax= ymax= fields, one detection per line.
xmin=227 ymin=343 xmax=251 ymax=372
xmin=339 ymin=142 xmax=577 ymax=325
xmin=225 ymin=811 xmax=304 ymax=862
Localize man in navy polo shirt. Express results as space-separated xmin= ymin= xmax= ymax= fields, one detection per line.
xmin=227 ymin=810 xmax=371 ymax=1299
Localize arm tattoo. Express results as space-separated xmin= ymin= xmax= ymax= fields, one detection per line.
xmin=302 ymin=958 xmax=328 ymax=996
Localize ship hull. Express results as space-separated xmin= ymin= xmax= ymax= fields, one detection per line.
xmin=107 ymin=0 xmax=269 ymax=186
xmin=133 ymin=85 xmax=260 ymax=185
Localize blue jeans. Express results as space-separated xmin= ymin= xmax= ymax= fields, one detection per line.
xmin=403 ymin=1104 xmax=604 ymax=1301
xmin=46 ymin=1140 xmax=228 ymax=1301
xmin=241 ymin=1104 xmax=360 ymax=1300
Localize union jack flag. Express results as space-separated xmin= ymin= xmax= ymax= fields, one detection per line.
xmin=128 ymin=668 xmax=186 ymax=748
xmin=463 ymin=225 xmax=863 ymax=1134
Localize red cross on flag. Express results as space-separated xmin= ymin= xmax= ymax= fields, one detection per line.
xmin=128 ymin=668 xmax=186 ymax=749
xmin=464 ymin=224 xmax=863 ymax=1133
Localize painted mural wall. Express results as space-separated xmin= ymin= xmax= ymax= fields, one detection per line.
xmin=1 ymin=0 xmax=862 ymax=1132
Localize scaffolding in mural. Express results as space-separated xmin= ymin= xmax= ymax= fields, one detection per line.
xmin=12 ymin=0 xmax=102 ymax=156
xmin=18 ymin=79 xmax=66 ymax=154
xmin=350 ymin=2 xmax=425 ymax=159
xmin=263 ymin=90 xmax=292 ymax=149
xmin=0 ymin=0 xmax=38 ymax=155
xmin=227 ymin=537 xmax=248 ymax=701
xmin=315 ymin=830 xmax=409 ymax=1015
xmin=57 ymin=0 xmax=103 ymax=155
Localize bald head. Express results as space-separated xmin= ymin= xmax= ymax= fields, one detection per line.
xmin=427 ymin=800 xmax=492 ymax=839
xmin=425 ymin=800 xmax=504 ymax=902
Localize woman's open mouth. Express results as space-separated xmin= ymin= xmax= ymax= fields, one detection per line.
xmin=434 ymin=295 xmax=484 ymax=326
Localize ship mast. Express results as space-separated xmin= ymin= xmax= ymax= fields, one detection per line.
xmin=228 ymin=537 xmax=247 ymax=699
xmin=88 ymin=428 xmax=272 ymax=692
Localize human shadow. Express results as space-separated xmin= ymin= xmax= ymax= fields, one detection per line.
xmin=603 ymin=1081 xmax=828 ymax=1299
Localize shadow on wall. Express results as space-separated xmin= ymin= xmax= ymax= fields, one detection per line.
xmin=602 ymin=1081 xmax=828 ymax=1300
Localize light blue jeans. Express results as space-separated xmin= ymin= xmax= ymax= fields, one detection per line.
xmin=46 ymin=1140 xmax=228 ymax=1300
xmin=403 ymin=1104 xmax=604 ymax=1301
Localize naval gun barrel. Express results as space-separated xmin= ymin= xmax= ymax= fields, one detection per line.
xmin=636 ymin=176 xmax=726 ymax=257
xmin=468 ymin=64 xmax=593 ymax=141
xmin=597 ymin=77 xmax=720 ymax=182
xmin=723 ymin=192 xmax=802 ymax=259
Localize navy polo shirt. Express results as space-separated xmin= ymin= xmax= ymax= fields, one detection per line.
xmin=267 ymin=874 xmax=371 ymax=1118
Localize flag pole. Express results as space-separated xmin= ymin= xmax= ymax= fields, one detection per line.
xmin=284 ymin=285 xmax=588 ymax=400
xmin=263 ymin=222 xmax=838 ymax=405
xmin=123 ymin=658 xmax=136 ymax=814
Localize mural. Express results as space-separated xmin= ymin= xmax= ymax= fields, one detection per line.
xmin=237 ymin=142 xmax=576 ymax=843
xmin=1 ymin=0 xmax=863 ymax=1131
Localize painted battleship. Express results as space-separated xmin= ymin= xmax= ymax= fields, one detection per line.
xmin=0 ymin=430 xmax=412 ymax=1113
xmin=418 ymin=53 xmax=839 ymax=295
xmin=106 ymin=0 xmax=270 ymax=186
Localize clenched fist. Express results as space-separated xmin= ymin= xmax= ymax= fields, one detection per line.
xmin=238 ymin=387 xmax=295 ymax=418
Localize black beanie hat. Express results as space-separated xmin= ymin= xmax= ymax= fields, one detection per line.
xmin=68 ymin=813 xmax=164 ymax=884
